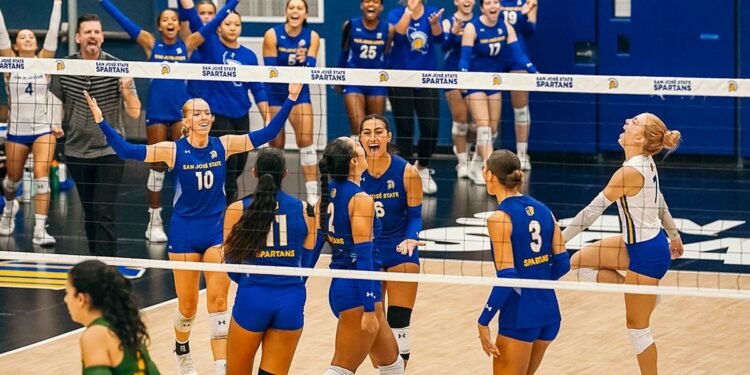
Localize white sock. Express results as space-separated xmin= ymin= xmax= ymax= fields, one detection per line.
xmin=456 ymin=152 xmax=468 ymax=163
xmin=214 ymin=360 xmax=226 ymax=375
xmin=305 ymin=181 xmax=318 ymax=196
xmin=323 ymin=366 xmax=354 ymax=375
xmin=34 ymin=214 xmax=47 ymax=231
xmin=378 ymin=356 xmax=405 ymax=375
xmin=148 ymin=207 xmax=163 ymax=224
xmin=517 ymin=142 xmax=528 ymax=156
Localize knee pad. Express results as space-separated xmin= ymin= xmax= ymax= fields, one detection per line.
xmin=33 ymin=177 xmax=49 ymax=195
xmin=299 ymin=145 xmax=318 ymax=166
xmin=3 ymin=177 xmax=20 ymax=195
xmin=210 ymin=311 xmax=230 ymax=339
xmin=378 ymin=356 xmax=405 ymax=375
xmin=451 ymin=121 xmax=469 ymax=136
xmin=628 ymin=327 xmax=654 ymax=355
xmin=323 ymin=366 xmax=354 ymax=375
xmin=513 ymin=105 xmax=530 ymax=126
xmin=147 ymin=170 xmax=165 ymax=192
xmin=258 ymin=369 xmax=275 ymax=375
xmin=578 ymin=268 xmax=599 ymax=282
xmin=476 ymin=126 xmax=492 ymax=146
xmin=173 ymin=310 xmax=196 ymax=334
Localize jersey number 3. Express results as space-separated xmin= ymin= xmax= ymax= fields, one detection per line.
xmin=529 ymin=220 xmax=542 ymax=253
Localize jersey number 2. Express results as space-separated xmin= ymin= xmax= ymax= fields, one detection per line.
xmin=529 ymin=220 xmax=542 ymax=253
xmin=266 ymin=214 xmax=288 ymax=247
xmin=195 ymin=171 xmax=214 ymax=190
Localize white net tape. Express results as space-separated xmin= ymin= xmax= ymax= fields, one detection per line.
xmin=0 ymin=251 xmax=748 ymax=300
xmin=0 ymin=56 xmax=745 ymax=97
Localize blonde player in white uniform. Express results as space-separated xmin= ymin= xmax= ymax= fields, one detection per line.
xmin=0 ymin=1 xmax=63 ymax=245
xmin=561 ymin=113 xmax=683 ymax=375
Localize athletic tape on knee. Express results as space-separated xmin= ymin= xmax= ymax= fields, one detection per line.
xmin=173 ymin=310 xmax=196 ymax=333
xmin=451 ymin=121 xmax=469 ymax=136
xmin=299 ymin=145 xmax=318 ymax=166
xmin=323 ymin=366 xmax=354 ymax=375
xmin=33 ymin=177 xmax=49 ymax=195
xmin=147 ymin=170 xmax=165 ymax=192
xmin=578 ymin=268 xmax=598 ymax=282
xmin=514 ymin=106 xmax=530 ymax=126
xmin=476 ymin=126 xmax=492 ymax=146
xmin=628 ymin=327 xmax=654 ymax=355
xmin=3 ymin=177 xmax=19 ymax=195
xmin=209 ymin=311 xmax=230 ymax=339
xmin=378 ymin=356 xmax=405 ymax=375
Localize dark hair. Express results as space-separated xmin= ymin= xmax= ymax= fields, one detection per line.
xmin=69 ymin=260 xmax=148 ymax=355
xmin=77 ymin=14 xmax=102 ymax=31
xmin=487 ymin=149 xmax=523 ymax=190
xmin=196 ymin=0 xmax=217 ymax=13
xmin=286 ymin=0 xmax=309 ymax=28
xmin=319 ymin=139 xmax=356 ymax=237
xmin=158 ymin=8 xmax=179 ymax=22
xmin=224 ymin=148 xmax=286 ymax=263
xmin=358 ymin=114 xmax=398 ymax=154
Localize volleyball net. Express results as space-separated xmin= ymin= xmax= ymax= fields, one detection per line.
xmin=0 ymin=56 xmax=747 ymax=295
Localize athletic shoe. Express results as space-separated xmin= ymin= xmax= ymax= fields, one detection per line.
xmin=468 ymin=158 xmax=486 ymax=185
xmin=145 ymin=209 xmax=168 ymax=243
xmin=416 ymin=165 xmax=438 ymax=194
xmin=0 ymin=200 xmax=19 ymax=236
xmin=175 ymin=352 xmax=198 ymax=375
xmin=32 ymin=227 xmax=56 ymax=246
xmin=519 ymin=153 xmax=532 ymax=171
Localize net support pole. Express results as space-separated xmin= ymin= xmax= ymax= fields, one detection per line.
xmin=67 ymin=0 xmax=78 ymax=55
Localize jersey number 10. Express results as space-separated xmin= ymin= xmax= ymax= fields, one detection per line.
xmin=195 ymin=171 xmax=214 ymax=190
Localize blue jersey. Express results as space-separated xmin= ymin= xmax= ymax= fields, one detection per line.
xmin=501 ymin=0 xmax=535 ymax=40
xmin=147 ymin=39 xmax=190 ymax=122
xmin=173 ymin=137 xmax=227 ymax=217
xmin=231 ymin=191 xmax=308 ymax=286
xmin=186 ymin=50 xmax=206 ymax=100
xmin=267 ymin=24 xmax=313 ymax=99
xmin=344 ymin=17 xmax=388 ymax=70
xmin=361 ymin=155 xmax=408 ymax=244
xmin=443 ymin=16 xmax=473 ymax=71
xmin=327 ymin=180 xmax=374 ymax=270
xmin=468 ymin=18 xmax=510 ymax=73
xmin=495 ymin=195 xmax=561 ymax=329
xmin=387 ymin=6 xmax=442 ymax=71
xmin=195 ymin=35 xmax=267 ymax=119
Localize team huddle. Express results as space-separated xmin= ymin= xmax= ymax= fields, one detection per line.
xmin=0 ymin=0 xmax=686 ymax=374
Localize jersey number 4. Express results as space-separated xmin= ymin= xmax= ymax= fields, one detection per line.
xmin=266 ymin=214 xmax=288 ymax=247
xmin=195 ymin=171 xmax=214 ymax=190
xmin=25 ymin=83 xmax=33 ymax=95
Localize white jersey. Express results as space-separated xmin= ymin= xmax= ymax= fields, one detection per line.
xmin=616 ymin=155 xmax=662 ymax=244
xmin=5 ymin=72 xmax=59 ymax=136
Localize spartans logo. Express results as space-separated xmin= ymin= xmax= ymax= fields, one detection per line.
xmin=331 ymin=188 xmax=337 ymax=198
xmin=210 ymin=150 xmax=217 ymax=159
xmin=728 ymin=80 xmax=738 ymax=92
xmin=161 ymin=63 xmax=171 ymax=75
xmin=378 ymin=71 xmax=389 ymax=83
xmin=491 ymin=74 xmax=502 ymax=86
xmin=269 ymin=67 xmax=279 ymax=79
xmin=525 ymin=206 xmax=535 ymax=216
xmin=387 ymin=180 xmax=395 ymax=190
xmin=608 ymin=78 xmax=618 ymax=89
xmin=55 ymin=60 xmax=65 ymax=71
